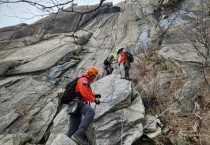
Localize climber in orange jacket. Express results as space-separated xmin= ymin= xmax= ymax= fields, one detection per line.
xmin=75 ymin=71 xmax=98 ymax=102
xmin=118 ymin=50 xmax=127 ymax=64
xmin=67 ymin=66 xmax=101 ymax=145
xmin=117 ymin=48 xmax=131 ymax=80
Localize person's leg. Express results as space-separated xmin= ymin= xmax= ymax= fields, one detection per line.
xmin=67 ymin=114 xmax=82 ymax=138
xmin=124 ymin=62 xmax=130 ymax=80
xmin=120 ymin=63 xmax=125 ymax=78
xmin=111 ymin=67 xmax=114 ymax=74
xmin=107 ymin=66 xmax=112 ymax=75
xmin=124 ymin=66 xmax=130 ymax=79
xmin=105 ymin=66 xmax=110 ymax=75
xmin=74 ymin=104 xmax=95 ymax=138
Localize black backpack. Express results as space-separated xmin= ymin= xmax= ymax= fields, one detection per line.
xmin=59 ymin=77 xmax=81 ymax=104
xmin=125 ymin=52 xmax=134 ymax=63
xmin=103 ymin=57 xmax=110 ymax=65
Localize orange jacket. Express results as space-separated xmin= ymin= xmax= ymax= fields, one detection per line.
xmin=118 ymin=52 xmax=127 ymax=64
xmin=75 ymin=73 xmax=96 ymax=102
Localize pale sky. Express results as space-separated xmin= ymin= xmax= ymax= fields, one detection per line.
xmin=0 ymin=0 xmax=122 ymax=28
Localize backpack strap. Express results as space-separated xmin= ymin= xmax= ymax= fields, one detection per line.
xmin=74 ymin=76 xmax=90 ymax=100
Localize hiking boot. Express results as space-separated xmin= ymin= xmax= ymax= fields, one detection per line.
xmin=72 ymin=134 xmax=88 ymax=145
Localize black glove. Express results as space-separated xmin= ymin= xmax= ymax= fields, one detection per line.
xmin=95 ymin=99 xmax=100 ymax=105
xmin=95 ymin=94 xmax=101 ymax=98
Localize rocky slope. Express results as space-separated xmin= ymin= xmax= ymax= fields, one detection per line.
xmin=0 ymin=0 xmax=210 ymax=145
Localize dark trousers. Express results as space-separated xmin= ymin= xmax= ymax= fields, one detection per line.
xmin=105 ymin=65 xmax=113 ymax=75
xmin=67 ymin=102 xmax=95 ymax=138
xmin=124 ymin=66 xmax=130 ymax=78
xmin=124 ymin=62 xmax=130 ymax=78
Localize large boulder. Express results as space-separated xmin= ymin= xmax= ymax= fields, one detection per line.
xmin=93 ymin=95 xmax=145 ymax=145
xmin=91 ymin=74 xmax=132 ymax=119
xmin=90 ymin=74 xmax=145 ymax=145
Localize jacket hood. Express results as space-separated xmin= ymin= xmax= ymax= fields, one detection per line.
xmin=82 ymin=73 xmax=94 ymax=82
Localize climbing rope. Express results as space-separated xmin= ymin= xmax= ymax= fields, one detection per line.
xmin=90 ymin=63 xmax=131 ymax=144
xmin=88 ymin=73 xmax=118 ymax=145
xmin=88 ymin=103 xmax=97 ymax=145
xmin=97 ymin=74 xmax=181 ymax=144
xmin=117 ymin=98 xmax=181 ymax=143
xmin=143 ymin=99 xmax=180 ymax=130
xmin=121 ymin=111 xmax=125 ymax=145
xmin=110 ymin=73 xmax=117 ymax=104
xmin=99 ymin=73 xmax=118 ymax=104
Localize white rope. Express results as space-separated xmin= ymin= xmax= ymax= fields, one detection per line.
xmin=119 ymin=99 xmax=181 ymax=142
xmin=121 ymin=116 xmax=124 ymax=145
xmin=109 ymin=74 xmax=117 ymax=105
xmin=143 ymin=99 xmax=180 ymax=130
xmin=98 ymin=70 xmax=180 ymax=144
xmin=107 ymin=98 xmax=181 ymax=145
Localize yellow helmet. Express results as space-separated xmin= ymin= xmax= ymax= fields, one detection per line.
xmin=111 ymin=53 xmax=117 ymax=59
xmin=87 ymin=66 xmax=99 ymax=76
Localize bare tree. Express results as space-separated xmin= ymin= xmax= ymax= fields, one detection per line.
xmin=0 ymin=0 xmax=106 ymax=29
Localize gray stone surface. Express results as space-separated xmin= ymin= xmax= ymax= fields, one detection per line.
xmin=48 ymin=60 xmax=79 ymax=79
xmin=174 ymin=76 xmax=205 ymax=113
xmin=0 ymin=60 xmax=19 ymax=76
xmin=51 ymin=133 xmax=77 ymax=145
xmin=159 ymin=39 xmax=207 ymax=114
xmin=156 ymin=72 xmax=174 ymax=97
xmin=93 ymin=94 xmax=145 ymax=145
xmin=143 ymin=114 xmax=161 ymax=133
xmin=0 ymin=35 xmax=42 ymax=50
xmin=45 ymin=108 xmax=69 ymax=145
xmin=0 ymin=77 xmax=60 ymax=143
xmin=1 ymin=36 xmax=74 ymax=62
xmin=0 ymin=77 xmax=50 ymax=133
xmin=27 ymin=100 xmax=57 ymax=143
xmin=145 ymin=127 xmax=162 ymax=139
xmin=0 ymin=0 xmax=208 ymax=144
xmin=159 ymin=43 xmax=205 ymax=64
xmin=91 ymin=74 xmax=132 ymax=120
xmin=74 ymin=32 xmax=93 ymax=46
xmin=0 ymin=133 xmax=30 ymax=145
xmin=7 ymin=42 xmax=78 ymax=75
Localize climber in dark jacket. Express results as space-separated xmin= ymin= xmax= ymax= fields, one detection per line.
xmin=104 ymin=53 xmax=117 ymax=75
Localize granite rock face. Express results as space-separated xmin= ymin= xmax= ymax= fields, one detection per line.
xmin=0 ymin=0 xmax=209 ymax=144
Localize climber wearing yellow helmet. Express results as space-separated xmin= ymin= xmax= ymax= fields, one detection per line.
xmin=103 ymin=53 xmax=117 ymax=75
